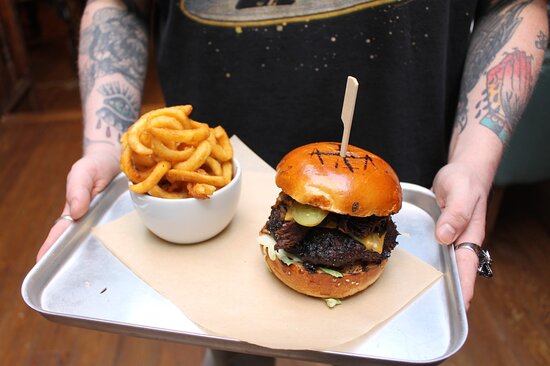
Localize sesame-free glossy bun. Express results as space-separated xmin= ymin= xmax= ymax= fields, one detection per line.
xmin=275 ymin=142 xmax=402 ymax=217
xmin=261 ymin=245 xmax=387 ymax=298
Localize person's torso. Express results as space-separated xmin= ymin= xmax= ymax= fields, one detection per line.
xmin=153 ymin=0 xmax=478 ymax=187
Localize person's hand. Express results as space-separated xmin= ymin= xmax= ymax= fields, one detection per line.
xmin=37 ymin=148 xmax=120 ymax=261
xmin=432 ymin=161 xmax=493 ymax=310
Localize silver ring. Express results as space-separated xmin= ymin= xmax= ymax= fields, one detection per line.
xmin=55 ymin=214 xmax=75 ymax=224
xmin=454 ymin=242 xmax=493 ymax=278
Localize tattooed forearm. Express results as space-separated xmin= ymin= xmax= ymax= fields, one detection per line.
xmin=79 ymin=7 xmax=147 ymax=99
xmin=79 ymin=6 xmax=147 ymax=132
xmin=455 ymin=0 xmax=532 ymax=131
xmin=478 ymin=49 xmax=533 ymax=143
xmin=79 ymin=8 xmax=147 ymax=98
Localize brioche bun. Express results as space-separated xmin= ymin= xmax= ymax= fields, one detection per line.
xmin=262 ymin=246 xmax=387 ymax=298
xmin=275 ymin=142 xmax=401 ymax=217
xmin=262 ymin=142 xmax=401 ymax=300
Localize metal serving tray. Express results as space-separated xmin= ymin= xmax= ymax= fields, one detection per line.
xmin=22 ymin=171 xmax=467 ymax=366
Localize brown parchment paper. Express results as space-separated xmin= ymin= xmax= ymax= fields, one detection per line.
xmin=92 ymin=137 xmax=442 ymax=350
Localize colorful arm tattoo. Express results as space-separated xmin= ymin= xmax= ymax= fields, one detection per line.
xmin=478 ymin=49 xmax=533 ymax=142
xmin=455 ymin=0 xmax=534 ymax=144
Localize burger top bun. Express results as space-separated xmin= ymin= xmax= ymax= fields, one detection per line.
xmin=275 ymin=142 xmax=402 ymax=217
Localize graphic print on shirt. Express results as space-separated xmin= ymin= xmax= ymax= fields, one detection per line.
xmin=180 ymin=0 xmax=400 ymax=27
xmin=176 ymin=0 xmax=422 ymax=77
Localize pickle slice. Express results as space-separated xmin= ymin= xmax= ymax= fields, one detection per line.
xmin=289 ymin=201 xmax=329 ymax=227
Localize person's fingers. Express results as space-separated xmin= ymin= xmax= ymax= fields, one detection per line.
xmin=36 ymin=220 xmax=72 ymax=261
xmin=38 ymin=160 xmax=95 ymax=262
xmin=435 ymin=184 xmax=479 ymax=244
xmin=66 ymin=155 xmax=120 ymax=219
xmin=65 ymin=163 xmax=95 ymax=219
xmin=454 ymin=247 xmax=478 ymax=311
xmin=433 ymin=167 xmax=488 ymax=310
xmin=36 ymin=204 xmax=72 ymax=262
xmin=437 ymin=194 xmax=486 ymax=309
xmin=453 ymin=196 xmax=487 ymax=245
xmin=37 ymin=153 xmax=121 ymax=262
xmin=452 ymin=201 xmax=487 ymax=309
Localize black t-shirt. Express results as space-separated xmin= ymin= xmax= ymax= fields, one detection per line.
xmin=150 ymin=0 xmax=478 ymax=187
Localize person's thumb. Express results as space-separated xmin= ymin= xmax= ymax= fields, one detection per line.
xmin=435 ymin=186 xmax=478 ymax=245
xmin=65 ymin=164 xmax=95 ymax=220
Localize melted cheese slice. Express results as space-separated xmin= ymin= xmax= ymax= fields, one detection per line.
xmin=353 ymin=233 xmax=385 ymax=254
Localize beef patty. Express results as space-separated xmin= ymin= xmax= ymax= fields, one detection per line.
xmin=263 ymin=192 xmax=399 ymax=270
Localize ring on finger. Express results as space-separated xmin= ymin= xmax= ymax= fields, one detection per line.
xmin=55 ymin=214 xmax=75 ymax=225
xmin=454 ymin=242 xmax=493 ymax=278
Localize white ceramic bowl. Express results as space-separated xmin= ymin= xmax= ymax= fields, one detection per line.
xmin=129 ymin=158 xmax=242 ymax=244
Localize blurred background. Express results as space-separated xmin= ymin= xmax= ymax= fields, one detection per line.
xmin=0 ymin=1 xmax=548 ymax=365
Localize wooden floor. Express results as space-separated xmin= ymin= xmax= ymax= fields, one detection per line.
xmin=1 ymin=4 xmax=549 ymax=366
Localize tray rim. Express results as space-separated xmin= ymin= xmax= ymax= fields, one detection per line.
xmin=21 ymin=175 xmax=468 ymax=365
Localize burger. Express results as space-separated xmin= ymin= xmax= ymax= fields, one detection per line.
xmin=258 ymin=142 xmax=402 ymax=299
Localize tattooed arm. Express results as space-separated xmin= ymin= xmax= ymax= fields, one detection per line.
xmin=433 ymin=0 xmax=548 ymax=308
xmin=37 ymin=0 xmax=149 ymax=260
xmin=80 ymin=0 xmax=147 ymax=162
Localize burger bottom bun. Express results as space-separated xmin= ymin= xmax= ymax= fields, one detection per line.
xmin=261 ymin=246 xmax=388 ymax=299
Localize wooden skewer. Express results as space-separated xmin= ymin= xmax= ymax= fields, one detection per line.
xmin=340 ymin=76 xmax=359 ymax=157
